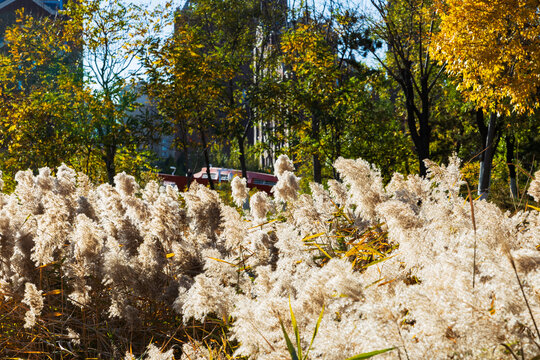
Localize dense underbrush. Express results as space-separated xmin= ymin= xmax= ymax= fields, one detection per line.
xmin=0 ymin=155 xmax=539 ymax=359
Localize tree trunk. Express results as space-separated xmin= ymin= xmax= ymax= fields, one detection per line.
xmin=417 ymin=138 xmax=430 ymax=177
xmin=478 ymin=112 xmax=498 ymax=199
xmin=401 ymin=65 xmax=430 ymax=177
xmin=177 ymin=120 xmax=189 ymax=175
xmin=238 ymin=135 xmax=248 ymax=180
xmin=85 ymin=144 xmax=92 ymax=177
xmin=104 ymin=144 xmax=117 ymax=185
xmin=418 ymin=75 xmax=431 ymax=177
xmin=200 ymin=128 xmax=214 ymax=190
xmin=506 ymin=134 xmax=518 ymax=199
xmin=475 ymin=108 xmax=488 ymax=157
xmin=312 ymin=114 xmax=322 ymax=183
xmin=331 ymin=116 xmax=341 ymax=180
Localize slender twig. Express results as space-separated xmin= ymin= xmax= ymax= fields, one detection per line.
xmin=507 ymin=251 xmax=540 ymax=350
xmin=465 ymin=181 xmax=477 ymax=289
xmin=517 ymin=156 xmax=536 ymax=209
xmin=500 ymin=343 xmax=520 ymax=360
xmin=395 ymin=322 xmax=410 ymax=360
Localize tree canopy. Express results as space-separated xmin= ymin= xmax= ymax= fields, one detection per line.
xmin=431 ymin=0 xmax=540 ymax=114
xmin=0 ymin=0 xmax=537 ymax=206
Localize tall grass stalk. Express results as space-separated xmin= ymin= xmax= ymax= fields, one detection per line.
xmin=1 ymin=157 xmax=539 ymax=358
xmin=465 ymin=181 xmax=478 ymax=289
xmin=507 ymin=251 xmax=540 ymax=351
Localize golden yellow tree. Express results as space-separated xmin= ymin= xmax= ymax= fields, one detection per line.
xmin=431 ymin=0 xmax=540 ymax=115
xmin=431 ymin=0 xmax=540 ymax=198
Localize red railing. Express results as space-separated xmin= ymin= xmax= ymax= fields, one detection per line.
xmin=158 ymin=172 xmax=276 ymax=194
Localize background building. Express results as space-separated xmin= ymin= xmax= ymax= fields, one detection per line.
xmin=0 ymin=0 xmax=64 ymax=47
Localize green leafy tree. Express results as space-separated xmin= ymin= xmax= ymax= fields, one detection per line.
xmin=145 ymin=6 xmax=222 ymax=189
xmin=280 ymin=19 xmax=340 ymax=183
xmin=146 ymin=0 xmax=271 ymax=187
xmin=338 ymin=70 xmax=415 ymax=181
xmin=0 ymin=10 xmax=85 ymax=189
xmin=65 ymin=0 xmax=158 ymax=184
xmin=261 ymin=4 xmax=405 ymax=184
xmin=366 ymin=0 xmax=446 ymax=177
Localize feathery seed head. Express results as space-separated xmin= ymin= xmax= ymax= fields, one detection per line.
xmin=274 ymin=154 xmax=295 ymax=177
xmin=231 ymin=176 xmax=249 ymax=207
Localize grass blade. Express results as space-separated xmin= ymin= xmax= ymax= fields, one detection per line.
xmin=289 ymin=297 xmax=302 ymax=360
xmin=361 ymin=254 xmax=398 ymax=269
xmin=344 ymin=347 xmax=395 ymax=360
xmin=302 ymin=232 xmax=325 ymax=241
xmin=279 ymin=315 xmax=299 ymax=360
xmin=310 ymin=242 xmax=333 ymax=260
xmin=303 ymin=304 xmax=324 ymax=360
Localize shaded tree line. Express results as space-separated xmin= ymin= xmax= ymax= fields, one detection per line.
xmin=0 ymin=0 xmax=539 ymax=206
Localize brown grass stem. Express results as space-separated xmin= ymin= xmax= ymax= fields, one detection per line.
xmin=499 ymin=343 xmax=520 ymax=360
xmin=465 ymin=181 xmax=478 ymax=289
xmin=396 ymin=322 xmax=410 ymax=360
xmin=507 ymin=252 xmax=540 ymax=350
